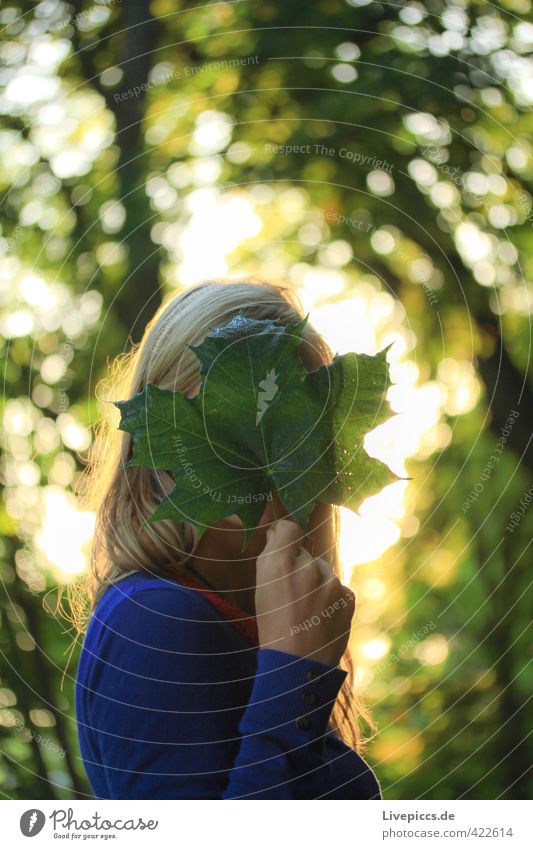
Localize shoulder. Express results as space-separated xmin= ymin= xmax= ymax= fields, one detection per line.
xmin=85 ymin=571 xmax=241 ymax=657
xmin=96 ymin=571 xmax=220 ymax=623
xmin=76 ymin=572 xmax=256 ymax=739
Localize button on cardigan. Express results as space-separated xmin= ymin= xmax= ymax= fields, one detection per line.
xmin=75 ymin=571 xmax=381 ymax=799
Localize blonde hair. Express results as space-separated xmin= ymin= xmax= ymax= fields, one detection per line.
xmin=72 ymin=277 xmax=374 ymax=751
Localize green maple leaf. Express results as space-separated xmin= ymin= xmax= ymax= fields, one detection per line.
xmin=115 ymin=313 xmax=397 ymax=546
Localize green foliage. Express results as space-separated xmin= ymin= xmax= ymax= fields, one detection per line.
xmin=117 ymin=314 xmax=395 ymax=541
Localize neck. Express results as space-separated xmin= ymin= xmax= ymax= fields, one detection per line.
xmin=186 ymin=520 xmax=263 ymax=615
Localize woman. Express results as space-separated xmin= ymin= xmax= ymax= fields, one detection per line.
xmin=74 ymin=278 xmax=381 ymax=799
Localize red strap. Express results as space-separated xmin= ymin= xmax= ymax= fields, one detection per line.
xmin=177 ymin=574 xmax=259 ymax=646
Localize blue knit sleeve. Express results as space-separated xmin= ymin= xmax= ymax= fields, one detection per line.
xmin=76 ymin=582 xmax=347 ymax=800
xmin=222 ymin=648 xmax=347 ymax=799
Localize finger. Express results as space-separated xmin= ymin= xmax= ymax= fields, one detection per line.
xmin=343 ymin=585 xmax=356 ymax=610
xmin=294 ymin=548 xmax=337 ymax=582
xmin=263 ymin=518 xmax=304 ymax=559
xmin=294 ymin=547 xmax=340 ymax=586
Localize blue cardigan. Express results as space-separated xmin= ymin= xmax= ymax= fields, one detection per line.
xmin=75 ymin=570 xmax=381 ymax=799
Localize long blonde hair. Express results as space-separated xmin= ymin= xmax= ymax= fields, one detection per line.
xmin=72 ymin=277 xmax=373 ymax=751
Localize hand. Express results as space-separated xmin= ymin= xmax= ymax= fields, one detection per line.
xmin=255 ymin=519 xmax=356 ymax=667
